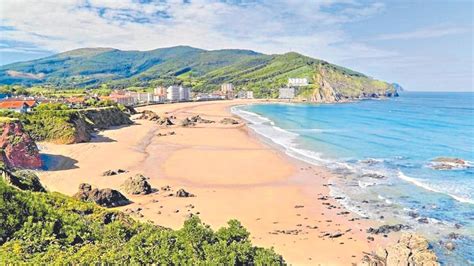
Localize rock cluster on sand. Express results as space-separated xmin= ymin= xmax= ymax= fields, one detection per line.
xmin=73 ymin=183 xmax=130 ymax=207
xmin=138 ymin=110 xmax=174 ymax=126
xmin=121 ymin=174 xmax=153 ymax=195
xmin=181 ymin=115 xmax=214 ymax=127
xmin=220 ymin=118 xmax=239 ymax=125
xmin=175 ymin=188 xmax=194 ymax=197
xmin=361 ymin=233 xmax=439 ymax=266
xmin=1 ymin=169 xmax=46 ymax=192
xmin=102 ymin=169 xmax=128 ymax=176
xmin=366 ymin=224 xmax=410 ymax=235
xmin=430 ymin=157 xmax=469 ymax=170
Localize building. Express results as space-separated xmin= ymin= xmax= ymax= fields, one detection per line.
xmin=221 ymin=83 xmax=234 ymax=99
xmin=154 ymin=86 xmax=167 ymax=96
xmin=167 ymin=86 xmax=180 ymax=102
xmin=237 ymin=90 xmax=254 ymax=99
xmin=196 ymin=93 xmax=224 ymax=101
xmin=179 ymin=86 xmax=191 ymax=101
xmin=107 ymin=94 xmax=136 ymax=106
xmin=288 ymin=78 xmax=308 ymax=87
xmin=278 ymin=87 xmax=295 ymax=99
xmin=0 ymin=99 xmax=37 ymax=113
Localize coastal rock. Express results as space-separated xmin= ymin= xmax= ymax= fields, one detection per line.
xmin=0 ymin=120 xmax=42 ymax=169
xmin=430 ymin=157 xmax=469 ymax=170
xmin=73 ymin=183 xmax=130 ymax=207
xmin=1 ymin=169 xmax=46 ymax=192
xmin=176 ymin=188 xmax=194 ymax=197
xmin=366 ymin=224 xmax=410 ymax=235
xmin=189 ymin=115 xmax=214 ymax=124
xmin=102 ymin=169 xmax=128 ymax=176
xmin=138 ymin=110 xmax=160 ymax=121
xmin=121 ymin=174 xmax=153 ymax=195
xmin=362 ymin=233 xmax=439 ymax=266
xmin=444 ymin=241 xmax=455 ymax=251
xmin=156 ymin=116 xmax=174 ymax=126
xmin=181 ymin=118 xmax=195 ymax=127
xmin=220 ymin=118 xmax=239 ymax=125
xmin=361 ymin=173 xmax=386 ymax=179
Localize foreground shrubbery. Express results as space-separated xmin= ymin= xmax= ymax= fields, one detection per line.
xmin=0 ymin=176 xmax=283 ymax=264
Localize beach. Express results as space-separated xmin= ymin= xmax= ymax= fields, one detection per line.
xmin=37 ymin=99 xmax=394 ymax=265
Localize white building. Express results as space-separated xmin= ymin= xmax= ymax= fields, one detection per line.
xmin=167 ymin=86 xmax=180 ymax=102
xmin=279 ymin=87 xmax=295 ymax=99
xmin=221 ymin=83 xmax=234 ymax=99
xmin=179 ymin=86 xmax=191 ymax=101
xmin=288 ymin=78 xmax=308 ymax=87
xmin=237 ymin=90 xmax=254 ymax=99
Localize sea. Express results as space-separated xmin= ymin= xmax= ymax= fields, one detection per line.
xmin=232 ymin=92 xmax=474 ymax=264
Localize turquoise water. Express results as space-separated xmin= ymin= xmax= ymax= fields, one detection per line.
xmin=233 ymin=92 xmax=473 ymax=264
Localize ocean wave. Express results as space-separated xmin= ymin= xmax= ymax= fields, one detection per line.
xmin=398 ymin=171 xmax=474 ymax=204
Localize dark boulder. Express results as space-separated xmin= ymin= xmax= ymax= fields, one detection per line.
xmin=121 ymin=174 xmax=153 ymax=195
xmin=73 ymin=183 xmax=130 ymax=208
xmin=366 ymin=224 xmax=410 ymax=235
xmin=2 ymin=169 xmax=46 ymax=192
xmin=176 ymin=188 xmax=195 ymax=197
xmin=102 ymin=169 xmax=128 ymax=176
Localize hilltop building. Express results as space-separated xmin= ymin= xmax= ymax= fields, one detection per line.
xmin=288 ymin=78 xmax=308 ymax=87
xmin=221 ymin=83 xmax=234 ymax=99
xmin=278 ymin=87 xmax=295 ymax=99
xmin=0 ymin=99 xmax=37 ymax=113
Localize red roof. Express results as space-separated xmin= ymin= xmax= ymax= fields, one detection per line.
xmin=0 ymin=100 xmax=36 ymax=109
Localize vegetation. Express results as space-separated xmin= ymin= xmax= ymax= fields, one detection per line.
xmin=0 ymin=175 xmax=283 ymax=264
xmin=0 ymin=46 xmax=396 ymax=99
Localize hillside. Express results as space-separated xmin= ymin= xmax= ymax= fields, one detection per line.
xmin=0 ymin=46 xmax=399 ymax=102
xmin=0 ymin=169 xmax=283 ymax=264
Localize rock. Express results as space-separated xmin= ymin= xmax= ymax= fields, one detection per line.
xmin=73 ymin=183 xmax=130 ymax=208
xmin=138 ymin=110 xmax=160 ymax=121
xmin=329 ymin=232 xmax=343 ymax=238
xmin=361 ymin=173 xmax=386 ymax=179
xmin=102 ymin=169 xmax=128 ymax=176
xmin=121 ymin=174 xmax=153 ymax=195
xmin=362 ymin=233 xmax=439 ymax=266
xmin=407 ymin=211 xmax=419 ymax=218
xmin=0 ymin=121 xmax=42 ymax=169
xmin=156 ymin=116 xmax=174 ymax=126
xmin=220 ymin=118 xmax=239 ymax=125
xmin=161 ymin=185 xmax=171 ymax=191
xmin=189 ymin=115 xmax=214 ymax=124
xmin=444 ymin=241 xmax=455 ymax=251
xmin=181 ymin=118 xmax=195 ymax=127
xmin=448 ymin=232 xmax=460 ymax=239
xmin=294 ymin=205 xmax=304 ymax=208
xmin=430 ymin=157 xmax=469 ymax=170
xmin=175 ymin=188 xmax=194 ymax=197
xmin=366 ymin=224 xmax=410 ymax=235
xmin=418 ymin=217 xmax=429 ymax=224
xmin=1 ymin=169 xmax=46 ymax=192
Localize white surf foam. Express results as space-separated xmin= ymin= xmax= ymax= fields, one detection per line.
xmin=398 ymin=171 xmax=474 ymax=204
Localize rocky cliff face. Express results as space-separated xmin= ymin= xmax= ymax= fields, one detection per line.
xmin=0 ymin=120 xmax=42 ymax=169
xmin=81 ymin=107 xmax=133 ymax=129
xmin=303 ymin=64 xmax=399 ymax=103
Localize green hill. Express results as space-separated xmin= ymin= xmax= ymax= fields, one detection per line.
xmin=0 ymin=46 xmax=399 ymax=102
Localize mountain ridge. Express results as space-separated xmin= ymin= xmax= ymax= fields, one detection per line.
xmin=0 ymin=46 xmax=399 ymax=101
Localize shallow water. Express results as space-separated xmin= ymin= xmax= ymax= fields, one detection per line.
xmin=233 ymin=92 xmax=474 ymax=264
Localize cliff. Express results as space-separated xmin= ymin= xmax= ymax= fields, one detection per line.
xmin=301 ymin=63 xmax=398 ymax=103
xmin=0 ymin=120 xmax=42 ymax=169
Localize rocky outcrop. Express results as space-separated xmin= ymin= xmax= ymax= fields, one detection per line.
xmin=73 ymin=183 xmax=130 ymax=207
xmin=121 ymin=174 xmax=153 ymax=195
xmin=220 ymin=118 xmax=239 ymax=125
xmin=361 ymin=233 xmax=439 ymax=266
xmin=0 ymin=121 xmax=42 ymax=169
xmin=429 ymin=157 xmax=469 ymax=170
xmin=304 ymin=63 xmax=399 ymax=103
xmin=175 ymin=188 xmax=195 ymax=197
xmin=138 ymin=110 xmax=160 ymax=121
xmin=367 ymin=224 xmax=411 ymax=235
xmin=102 ymin=169 xmax=128 ymax=176
xmin=1 ymin=168 xmax=45 ymax=192
xmin=82 ymin=107 xmax=133 ymax=129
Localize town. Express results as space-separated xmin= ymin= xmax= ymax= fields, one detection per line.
xmin=0 ymin=78 xmax=309 ymax=113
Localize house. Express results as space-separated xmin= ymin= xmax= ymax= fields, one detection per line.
xmin=278 ymin=87 xmax=295 ymax=99
xmin=237 ymin=90 xmax=254 ymax=99
xmin=0 ymin=99 xmax=37 ymax=113
xmin=167 ymin=86 xmax=180 ymax=102
xmin=196 ymin=93 xmax=224 ymax=101
xmin=221 ymin=83 xmax=234 ymax=99
xmin=106 ymin=94 xmax=136 ymax=106
xmin=64 ymin=97 xmax=85 ymax=108
xmin=288 ymin=78 xmax=308 ymax=87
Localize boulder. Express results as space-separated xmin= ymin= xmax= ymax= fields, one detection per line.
xmin=362 ymin=233 xmax=439 ymax=266
xmin=176 ymin=188 xmax=194 ymax=197
xmin=156 ymin=116 xmax=174 ymax=126
xmin=181 ymin=118 xmax=195 ymax=127
xmin=430 ymin=157 xmax=469 ymax=170
xmin=0 ymin=121 xmax=42 ymax=169
xmin=1 ymin=169 xmax=46 ymax=192
xmin=220 ymin=118 xmax=239 ymax=125
xmin=102 ymin=169 xmax=128 ymax=176
xmin=138 ymin=110 xmax=160 ymax=121
xmin=361 ymin=173 xmax=386 ymax=179
xmin=73 ymin=183 xmax=130 ymax=208
xmin=121 ymin=174 xmax=153 ymax=195
xmin=366 ymin=224 xmax=410 ymax=235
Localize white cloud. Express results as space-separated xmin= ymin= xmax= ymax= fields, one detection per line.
xmin=374 ymin=25 xmax=469 ymax=41
xmin=0 ymin=0 xmax=390 ymax=64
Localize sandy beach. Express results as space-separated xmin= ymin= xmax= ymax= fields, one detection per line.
xmin=37 ymin=99 xmax=394 ymax=265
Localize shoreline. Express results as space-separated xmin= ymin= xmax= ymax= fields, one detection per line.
xmin=37 ymin=99 xmax=397 ymax=264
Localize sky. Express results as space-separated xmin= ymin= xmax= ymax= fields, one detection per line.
xmin=0 ymin=0 xmax=472 ymax=91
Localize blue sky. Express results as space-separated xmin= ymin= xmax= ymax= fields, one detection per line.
xmin=0 ymin=0 xmax=472 ymax=91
